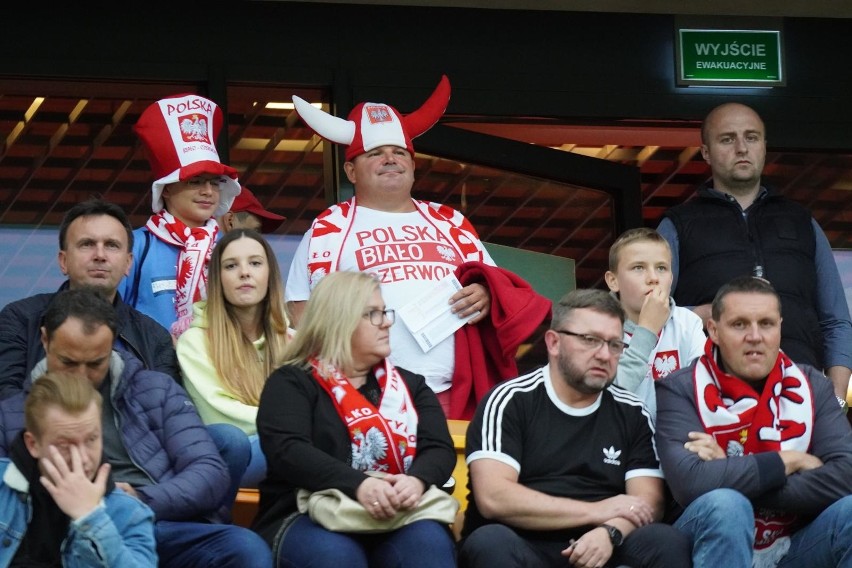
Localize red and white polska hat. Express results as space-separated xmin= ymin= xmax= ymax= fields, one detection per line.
xmin=292 ymin=75 xmax=451 ymax=162
xmin=134 ymin=93 xmax=241 ymax=216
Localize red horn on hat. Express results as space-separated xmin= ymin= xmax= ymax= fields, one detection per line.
xmin=402 ymin=75 xmax=451 ymax=139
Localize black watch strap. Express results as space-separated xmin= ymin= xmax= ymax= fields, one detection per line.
xmin=599 ymin=523 xmax=624 ymax=547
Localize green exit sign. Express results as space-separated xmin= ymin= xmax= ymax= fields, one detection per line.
xmin=677 ymin=29 xmax=784 ymax=87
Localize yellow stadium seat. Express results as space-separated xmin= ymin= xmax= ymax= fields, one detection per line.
xmin=447 ymin=419 xmax=471 ymax=512
xmin=232 ymin=488 xmax=259 ymax=528
xmin=447 ymin=419 xmax=471 ymax=540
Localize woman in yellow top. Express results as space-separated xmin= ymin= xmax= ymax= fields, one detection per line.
xmin=177 ymin=229 xmax=290 ymax=487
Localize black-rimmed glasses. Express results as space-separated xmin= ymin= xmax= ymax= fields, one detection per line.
xmin=364 ymin=309 xmax=395 ymax=326
xmin=554 ymin=329 xmax=627 ymax=355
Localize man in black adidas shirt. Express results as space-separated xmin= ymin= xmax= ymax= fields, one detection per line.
xmin=460 ymin=289 xmax=690 ymax=568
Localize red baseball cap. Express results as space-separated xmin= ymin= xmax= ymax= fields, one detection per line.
xmin=229 ymin=186 xmax=286 ymax=233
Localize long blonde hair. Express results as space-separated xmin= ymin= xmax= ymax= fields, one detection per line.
xmin=281 ymin=271 xmax=380 ymax=373
xmin=206 ymin=230 xmax=290 ymax=405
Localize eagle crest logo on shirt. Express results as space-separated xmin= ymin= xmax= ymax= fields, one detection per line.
xmin=652 ymin=350 xmax=681 ymax=379
xmin=436 ymin=245 xmax=457 ymax=262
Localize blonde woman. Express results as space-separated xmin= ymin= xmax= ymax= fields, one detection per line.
xmin=254 ymin=271 xmax=456 ymax=567
xmin=177 ymin=229 xmax=290 ymax=487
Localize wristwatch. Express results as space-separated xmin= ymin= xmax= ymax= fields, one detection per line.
xmin=599 ymin=524 xmax=624 ymax=548
xmin=837 ymin=395 xmax=849 ymax=414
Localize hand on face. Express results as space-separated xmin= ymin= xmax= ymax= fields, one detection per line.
xmin=636 ymin=285 xmax=670 ymax=335
xmin=606 ymin=240 xmax=672 ymax=329
xmin=39 ymin=443 xmax=109 ymax=520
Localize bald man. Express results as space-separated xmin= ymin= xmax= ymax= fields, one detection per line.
xmin=658 ymin=102 xmax=852 ymax=405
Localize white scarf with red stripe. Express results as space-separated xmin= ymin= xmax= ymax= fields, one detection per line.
xmin=310 ymin=357 xmax=418 ymax=474
xmin=693 ymin=340 xmax=814 ymax=567
xmin=146 ymin=211 xmax=218 ymax=339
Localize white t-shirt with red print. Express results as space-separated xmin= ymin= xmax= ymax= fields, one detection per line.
xmin=286 ymin=203 xmax=494 ymax=394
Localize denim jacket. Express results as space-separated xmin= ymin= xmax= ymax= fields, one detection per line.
xmin=0 ymin=459 xmax=157 ymax=567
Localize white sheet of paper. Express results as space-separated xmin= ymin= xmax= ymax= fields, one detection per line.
xmin=397 ymin=274 xmax=479 ymax=353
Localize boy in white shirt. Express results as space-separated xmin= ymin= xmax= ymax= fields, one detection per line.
xmin=605 ymin=228 xmax=705 ymax=420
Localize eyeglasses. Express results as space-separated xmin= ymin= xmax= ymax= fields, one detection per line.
xmin=187 ymin=177 xmax=225 ymax=189
xmin=363 ymin=309 xmax=395 ymax=326
xmin=554 ymin=329 xmax=627 ymax=355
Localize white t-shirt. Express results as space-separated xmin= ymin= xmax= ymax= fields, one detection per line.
xmin=286 ymin=206 xmax=494 ymax=393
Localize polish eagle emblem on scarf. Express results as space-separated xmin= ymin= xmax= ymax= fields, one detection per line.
xmin=351 ymin=427 xmax=389 ymax=471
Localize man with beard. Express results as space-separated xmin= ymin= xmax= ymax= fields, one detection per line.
xmin=459 ymin=289 xmax=691 ymax=568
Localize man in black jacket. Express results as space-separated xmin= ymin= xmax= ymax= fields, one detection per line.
xmin=658 ymin=102 xmax=852 ymax=403
xmin=0 ymin=198 xmax=180 ymax=399
xmin=0 ymin=200 xmax=252 ymax=521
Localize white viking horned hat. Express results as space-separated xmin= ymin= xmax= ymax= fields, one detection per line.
xmin=292 ymin=75 xmax=451 ymax=162
xmin=134 ymin=93 xmax=241 ymax=216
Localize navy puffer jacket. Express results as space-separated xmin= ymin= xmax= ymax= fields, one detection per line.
xmin=0 ymin=349 xmax=228 ymax=522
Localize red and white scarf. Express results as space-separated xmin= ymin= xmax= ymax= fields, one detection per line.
xmin=304 ymin=197 xmax=488 ymax=290
xmin=146 ymin=211 xmax=218 ymax=339
xmin=310 ymin=357 xmax=418 ymax=474
xmin=693 ymin=339 xmax=814 ymax=567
